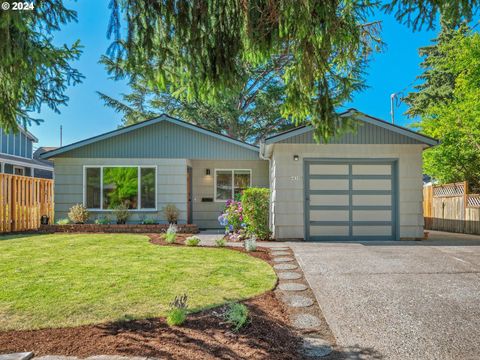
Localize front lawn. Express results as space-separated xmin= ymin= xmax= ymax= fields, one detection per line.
xmin=0 ymin=234 xmax=276 ymax=331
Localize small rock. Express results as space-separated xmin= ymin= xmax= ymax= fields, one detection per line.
xmin=273 ymin=257 xmax=294 ymax=262
xmin=278 ymin=282 xmax=307 ymax=291
xmin=0 ymin=353 xmax=34 ymax=360
xmin=274 ymin=263 xmax=298 ymax=270
xmin=271 ymin=251 xmax=291 ymax=256
xmin=302 ymin=337 xmax=333 ymax=357
xmin=282 ymin=294 xmax=314 ymax=308
xmin=292 ymin=313 xmax=321 ymax=329
xmin=278 ymin=272 xmax=302 ymax=280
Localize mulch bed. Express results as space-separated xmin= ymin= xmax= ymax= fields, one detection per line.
xmin=0 ymin=238 xmax=308 ymax=359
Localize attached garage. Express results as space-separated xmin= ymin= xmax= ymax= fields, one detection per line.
xmin=261 ymin=109 xmax=438 ymax=241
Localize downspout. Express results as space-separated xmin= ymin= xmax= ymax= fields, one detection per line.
xmin=259 ymin=140 xmax=273 ymax=239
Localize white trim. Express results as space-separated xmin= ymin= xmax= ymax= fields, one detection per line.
xmin=13 ymin=166 xmax=25 ymax=176
xmin=0 ymin=157 xmax=53 ymax=171
xmin=83 ymin=165 xmax=158 ymax=211
xmin=214 ymin=168 xmax=252 ymax=202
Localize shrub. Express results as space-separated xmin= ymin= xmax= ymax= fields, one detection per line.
xmin=68 ymin=204 xmax=89 ymax=224
xmin=185 ymin=235 xmax=201 ymax=246
xmin=225 ymin=302 xmax=249 ymax=331
xmin=166 ymin=294 xmax=188 ymax=326
xmin=114 ymin=204 xmax=129 ymax=224
xmin=95 ymin=216 xmax=111 ymax=225
xmin=215 ymin=237 xmax=226 ymax=247
xmin=163 ymin=204 xmax=180 ymax=224
xmin=244 ymin=238 xmax=257 ymax=252
xmin=56 ymin=218 xmax=70 ymax=225
xmin=218 ymin=200 xmax=247 ymax=241
xmin=165 ymin=224 xmax=177 ymax=244
xmin=241 ymin=188 xmax=270 ymax=240
xmin=142 ymin=218 xmax=157 ymax=225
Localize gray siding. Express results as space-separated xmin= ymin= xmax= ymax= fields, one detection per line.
xmin=190 ymin=160 xmax=269 ymax=228
xmin=278 ymin=121 xmax=424 ymax=145
xmin=53 ymin=157 xmax=189 ymax=223
xmin=0 ymin=128 xmax=34 ymax=158
xmin=55 ymin=121 xmax=259 ymax=160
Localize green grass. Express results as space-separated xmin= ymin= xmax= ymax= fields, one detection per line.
xmin=0 ymin=234 xmax=276 ymax=331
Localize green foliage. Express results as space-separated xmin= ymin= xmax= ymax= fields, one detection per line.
xmin=164 ymin=224 xmax=177 ymax=244
xmin=103 ymin=167 xmax=138 ymax=209
xmin=215 ymin=238 xmax=226 ymax=247
xmin=407 ymin=25 xmax=480 ymax=189
xmin=0 ymin=1 xmax=83 ymax=131
xmin=185 ymin=236 xmax=201 ymax=247
xmin=141 ymin=218 xmax=157 ymax=225
xmin=244 ymin=238 xmax=257 ymax=252
xmin=56 ymin=218 xmax=70 ymax=225
xmin=114 ymin=204 xmax=129 ymax=224
xmin=241 ymin=188 xmax=270 ymax=240
xmin=68 ymin=204 xmax=89 ymax=224
xmin=108 ymin=1 xmax=475 ymax=140
xmin=95 ymin=216 xmax=111 ymax=225
xmin=225 ymin=302 xmax=249 ymax=331
xmin=166 ymin=294 xmax=188 ymax=327
xmin=162 ymin=204 xmax=180 ymax=223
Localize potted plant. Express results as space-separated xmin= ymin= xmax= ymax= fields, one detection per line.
xmin=162 ymin=204 xmax=180 ymax=224
xmin=114 ymin=204 xmax=129 ymax=224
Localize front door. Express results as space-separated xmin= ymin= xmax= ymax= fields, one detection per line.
xmin=305 ymin=159 xmax=397 ymax=241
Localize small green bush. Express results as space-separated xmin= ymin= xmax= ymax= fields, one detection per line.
xmin=215 ymin=237 xmax=226 ymax=247
xmin=185 ymin=235 xmax=201 ymax=246
xmin=68 ymin=204 xmax=89 ymax=224
xmin=114 ymin=204 xmax=129 ymax=224
xmin=95 ymin=216 xmax=111 ymax=225
xmin=142 ymin=218 xmax=157 ymax=225
xmin=165 ymin=224 xmax=177 ymax=244
xmin=162 ymin=204 xmax=180 ymax=224
xmin=225 ymin=302 xmax=249 ymax=331
xmin=166 ymin=294 xmax=188 ymax=327
xmin=244 ymin=238 xmax=257 ymax=252
xmin=241 ymin=188 xmax=270 ymax=240
xmin=56 ymin=218 xmax=70 ymax=225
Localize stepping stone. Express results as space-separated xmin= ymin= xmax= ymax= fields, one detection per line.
xmin=274 ymin=263 xmax=298 ymax=270
xmin=292 ymin=313 xmax=321 ymax=329
xmin=273 ymin=256 xmax=294 ymax=262
xmin=283 ymin=294 xmax=314 ymax=308
xmin=302 ymin=337 xmax=333 ymax=357
xmin=0 ymin=353 xmax=34 ymax=360
xmin=278 ymin=282 xmax=307 ymax=291
xmin=271 ymin=247 xmax=289 ymax=251
xmin=271 ymin=251 xmax=290 ymax=256
xmin=277 ymin=271 xmax=302 ymax=280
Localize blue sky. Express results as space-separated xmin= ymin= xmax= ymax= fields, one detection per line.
xmin=32 ymin=1 xmax=438 ymax=148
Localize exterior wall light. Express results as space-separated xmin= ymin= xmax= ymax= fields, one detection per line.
xmin=206 ymin=168 xmax=211 ymax=175
xmin=293 ymin=155 xmax=299 ymax=161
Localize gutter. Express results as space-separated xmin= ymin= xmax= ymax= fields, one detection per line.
xmin=259 ymin=141 xmax=274 ymax=237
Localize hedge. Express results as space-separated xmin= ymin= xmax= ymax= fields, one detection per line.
xmin=241 ymin=188 xmax=270 ymax=240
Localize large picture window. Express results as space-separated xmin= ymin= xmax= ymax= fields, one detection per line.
xmin=84 ymin=166 xmax=156 ymax=210
xmin=215 ymin=169 xmax=251 ymax=201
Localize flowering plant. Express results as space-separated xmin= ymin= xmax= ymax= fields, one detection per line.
xmin=218 ymin=200 xmax=247 ymax=241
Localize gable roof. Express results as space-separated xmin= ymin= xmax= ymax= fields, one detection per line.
xmin=41 ymin=114 xmax=259 ymax=159
xmin=264 ymin=109 xmax=439 ymax=146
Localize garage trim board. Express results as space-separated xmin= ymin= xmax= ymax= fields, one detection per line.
xmin=304 ymin=158 xmax=399 ymax=241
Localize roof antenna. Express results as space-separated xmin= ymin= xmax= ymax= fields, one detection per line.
xmin=390 ymin=93 xmax=397 ymax=124
xmin=60 ymin=125 xmax=63 ymax=147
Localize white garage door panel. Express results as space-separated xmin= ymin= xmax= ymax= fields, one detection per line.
xmin=310 ymin=164 xmax=349 ymax=175
xmin=353 ymin=210 xmax=392 ymax=222
xmin=310 ymin=225 xmax=349 ymax=236
xmin=310 ymin=210 xmax=349 ymax=222
xmin=306 ymin=160 xmax=396 ymax=241
xmin=310 ymin=179 xmax=349 ymax=190
xmin=353 ymin=194 xmax=391 ymax=206
xmin=352 ymin=179 xmax=391 ymax=191
xmin=310 ymin=194 xmax=349 ymax=206
xmin=352 ymin=164 xmax=391 ymax=175
xmin=353 ymin=226 xmax=392 ymax=236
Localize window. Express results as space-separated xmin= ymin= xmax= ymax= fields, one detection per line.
xmin=13 ymin=166 xmax=24 ymax=176
xmin=215 ymin=169 xmax=251 ymax=201
xmin=84 ymin=166 xmax=156 ymax=210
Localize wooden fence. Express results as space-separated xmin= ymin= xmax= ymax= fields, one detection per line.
xmin=423 ymin=181 xmax=480 ymax=234
xmin=0 ymin=173 xmax=54 ymax=233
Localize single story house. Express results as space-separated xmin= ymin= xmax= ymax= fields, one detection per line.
xmin=41 ymin=109 xmax=438 ymax=241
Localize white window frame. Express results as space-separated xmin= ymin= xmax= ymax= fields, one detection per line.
xmin=214 ymin=169 xmax=252 ymax=202
xmin=83 ymin=165 xmax=158 ymax=211
xmin=13 ymin=166 xmax=25 ymax=176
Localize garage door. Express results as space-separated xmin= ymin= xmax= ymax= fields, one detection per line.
xmin=305 ymin=159 xmax=397 ymax=241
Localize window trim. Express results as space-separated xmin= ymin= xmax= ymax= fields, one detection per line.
xmin=83 ymin=165 xmax=157 ymax=211
xmin=13 ymin=166 xmax=25 ymax=176
xmin=213 ymin=168 xmax=252 ymax=202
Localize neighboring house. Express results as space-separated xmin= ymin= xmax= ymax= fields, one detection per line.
xmin=41 ymin=109 xmax=438 ymax=240
xmin=0 ymin=127 xmax=54 ymax=178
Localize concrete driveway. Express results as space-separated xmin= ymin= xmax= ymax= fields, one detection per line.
xmin=290 ymin=231 xmax=480 ymax=360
